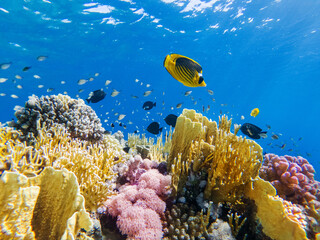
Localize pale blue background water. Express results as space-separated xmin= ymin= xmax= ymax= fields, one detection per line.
xmin=1 ymin=0 xmax=319 ymax=174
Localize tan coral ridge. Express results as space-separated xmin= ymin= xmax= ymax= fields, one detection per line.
xmin=0 ymin=167 xmax=92 ymax=240
xmin=1 ymin=125 xmax=124 ymax=211
xmin=168 ymin=109 xmax=263 ymax=203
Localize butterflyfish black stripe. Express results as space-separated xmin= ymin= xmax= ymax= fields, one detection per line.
xmin=178 ymin=65 xmax=194 ymax=83
xmin=176 ymin=66 xmax=193 ymax=85
xmin=179 ymin=66 xmax=193 ymax=81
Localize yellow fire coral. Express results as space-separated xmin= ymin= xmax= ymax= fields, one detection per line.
xmin=245 ymin=177 xmax=308 ymax=240
xmin=0 ymin=169 xmax=39 ymax=239
xmin=0 ymin=167 xmax=92 ymax=240
xmin=1 ymin=124 xmax=123 ymax=211
xmin=168 ymin=109 xmax=263 ymax=203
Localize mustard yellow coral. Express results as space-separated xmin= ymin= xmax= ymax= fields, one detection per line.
xmin=168 ymin=109 xmax=263 ymax=203
xmin=245 ymin=177 xmax=308 ymax=240
xmin=1 ymin=124 xmax=123 ymax=211
xmin=0 ymin=170 xmax=38 ymax=239
xmin=0 ymin=167 xmax=92 ymax=240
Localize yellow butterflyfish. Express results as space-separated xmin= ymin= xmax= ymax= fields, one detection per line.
xmin=250 ymin=108 xmax=259 ymax=117
xmin=164 ymin=53 xmax=206 ymax=87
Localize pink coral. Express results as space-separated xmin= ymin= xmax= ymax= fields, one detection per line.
xmin=104 ymin=163 xmax=171 ymax=240
xmin=260 ymin=154 xmax=320 ymax=206
xmin=125 ymin=155 xmax=159 ymax=184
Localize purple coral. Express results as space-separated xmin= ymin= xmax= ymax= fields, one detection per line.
xmin=260 ymin=154 xmax=320 ymax=207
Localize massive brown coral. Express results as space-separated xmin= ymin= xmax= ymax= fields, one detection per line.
xmin=168 ymin=109 xmax=263 ymax=203
xmin=9 ymin=94 xmax=105 ymax=144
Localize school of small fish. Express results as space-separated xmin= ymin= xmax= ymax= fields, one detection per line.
xmin=0 ymin=53 xmax=308 ymax=157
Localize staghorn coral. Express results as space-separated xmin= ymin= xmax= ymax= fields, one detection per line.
xmin=245 ymin=177 xmax=308 ymax=240
xmin=260 ymin=153 xmax=320 ymax=206
xmin=168 ymin=109 xmax=263 ymax=203
xmin=0 ymin=167 xmax=92 ymax=240
xmin=9 ymin=94 xmax=104 ymax=144
xmin=35 ymin=127 xmax=123 ymax=211
xmin=1 ymin=124 xmax=124 ymax=211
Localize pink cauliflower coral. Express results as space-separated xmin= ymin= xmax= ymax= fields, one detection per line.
xmin=105 ymin=165 xmax=171 ymax=240
xmin=260 ymin=154 xmax=320 ymax=206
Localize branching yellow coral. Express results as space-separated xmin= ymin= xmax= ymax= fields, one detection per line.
xmin=168 ymin=109 xmax=263 ymax=203
xmin=1 ymin=124 xmax=124 ymax=211
xmin=245 ymin=177 xmax=308 ymax=240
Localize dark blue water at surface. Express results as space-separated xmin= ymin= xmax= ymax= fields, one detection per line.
xmin=1 ymin=0 xmax=319 ymax=174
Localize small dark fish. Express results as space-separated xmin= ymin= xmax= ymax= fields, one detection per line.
xmin=143 ymin=101 xmax=156 ymax=110
xmin=271 ymin=134 xmax=279 ymax=140
xmin=266 ymin=124 xmax=271 ymax=130
xmin=104 ymin=130 xmax=111 ymax=135
xmin=298 ymin=137 xmax=303 ymax=141
xmin=134 ymin=130 xmax=139 ymax=134
xmin=146 ymin=122 xmax=162 ymax=134
xmin=110 ymin=123 xmax=115 ymax=128
xmin=23 ymin=66 xmax=31 ymax=72
xmin=281 ymin=144 xmax=286 ymax=149
xmin=164 ymin=114 xmax=178 ymax=127
xmin=119 ymin=123 xmax=123 ymax=127
xmin=240 ymin=123 xmax=267 ymax=139
xmin=288 ymin=149 xmax=293 ymax=151
xmin=306 ymin=152 xmax=311 ymax=157
xmin=86 ymin=89 xmax=106 ymax=103
xmin=123 ymin=146 xmax=130 ymax=153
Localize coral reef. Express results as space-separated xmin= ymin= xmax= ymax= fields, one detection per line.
xmin=101 ymin=158 xmax=171 ymax=240
xmin=163 ymin=202 xmax=235 ymax=240
xmin=0 ymin=167 xmax=92 ymax=240
xmin=9 ymin=94 xmax=105 ymax=143
xmin=168 ymin=109 xmax=263 ymax=203
xmin=1 ymin=124 xmax=124 ymax=211
xmin=127 ymin=131 xmax=172 ymax=162
xmin=260 ymin=154 xmax=320 ymax=207
xmin=245 ymin=177 xmax=308 ymax=240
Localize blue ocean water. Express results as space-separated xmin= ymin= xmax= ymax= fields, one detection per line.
xmin=1 ymin=0 xmax=319 ymax=174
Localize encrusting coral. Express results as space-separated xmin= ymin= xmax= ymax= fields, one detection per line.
xmin=0 ymin=167 xmax=92 ymax=240
xmin=168 ymin=109 xmax=263 ymax=203
xmin=245 ymin=177 xmax=308 ymax=240
xmin=9 ymin=94 xmax=105 ymax=144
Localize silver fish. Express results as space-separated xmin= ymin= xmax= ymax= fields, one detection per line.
xmin=77 ymin=79 xmax=87 ymax=85
xmin=0 ymin=78 xmax=8 ymax=83
xmin=118 ymin=114 xmax=126 ymax=120
xmin=0 ymin=62 xmax=11 ymax=70
xmin=144 ymin=90 xmax=152 ymax=97
xmin=37 ymin=56 xmax=48 ymax=61
xmin=105 ymin=80 xmax=112 ymax=86
xmin=184 ymin=91 xmax=192 ymax=96
xmin=111 ymin=89 xmax=120 ymax=97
